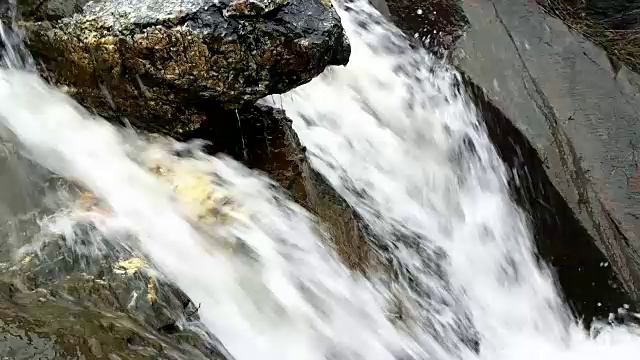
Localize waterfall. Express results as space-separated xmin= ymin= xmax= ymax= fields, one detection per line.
xmin=1 ymin=0 xmax=640 ymax=359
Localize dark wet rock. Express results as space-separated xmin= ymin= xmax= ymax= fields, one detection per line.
xmin=223 ymin=0 xmax=289 ymax=18
xmin=465 ymin=77 xmax=636 ymax=322
xmin=182 ymin=102 xmax=480 ymax=353
xmin=0 ymin=282 xmax=220 ymax=359
xmin=0 ymin=0 xmax=89 ymax=22
xmin=14 ymin=0 xmax=350 ymax=134
xmin=1 ymin=220 xmax=228 ymax=359
xmin=585 ymin=0 xmax=640 ymax=30
xmin=181 ymin=103 xmax=372 ymax=272
xmin=385 ymin=0 xmax=467 ymax=56
xmin=15 ymin=228 xmax=184 ymax=330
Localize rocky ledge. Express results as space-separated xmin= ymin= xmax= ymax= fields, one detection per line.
xmin=10 ymin=0 xmax=350 ymax=134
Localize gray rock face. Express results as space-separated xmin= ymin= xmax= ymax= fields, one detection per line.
xmin=4 ymin=218 xmax=229 ymax=359
xmin=385 ymin=0 xmax=640 ymax=318
xmin=15 ymin=0 xmax=350 ymax=134
xmin=453 ymin=0 xmax=640 ymax=301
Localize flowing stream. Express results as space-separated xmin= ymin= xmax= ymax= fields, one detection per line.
xmin=1 ymin=0 xmax=640 ymax=359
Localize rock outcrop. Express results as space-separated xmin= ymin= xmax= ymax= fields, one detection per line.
xmin=9 ymin=0 xmax=350 ymax=134
xmin=465 ymin=77 xmax=635 ymax=321
xmin=0 ymin=0 xmax=362 ymax=354
xmin=0 ymin=215 xmax=228 ymax=359
xmin=385 ymin=0 xmax=640 ymax=321
xmin=538 ymin=0 xmax=640 ymax=75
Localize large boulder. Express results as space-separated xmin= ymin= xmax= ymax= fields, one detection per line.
xmin=10 ymin=0 xmax=350 ymax=134
xmin=0 ymin=82 xmax=367 ymax=358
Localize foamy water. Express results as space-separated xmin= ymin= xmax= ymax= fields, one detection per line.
xmin=1 ymin=0 xmax=640 ymax=359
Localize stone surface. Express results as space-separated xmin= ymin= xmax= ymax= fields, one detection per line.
xmin=0 ymin=282 xmax=218 ymax=359
xmin=537 ymin=0 xmax=640 ymax=74
xmin=223 ymin=0 xmax=289 ymax=18
xmin=454 ymin=0 xmax=640 ymax=303
xmin=1 ymin=219 xmax=228 ymax=359
xmin=0 ymin=86 xmax=364 ymax=359
xmin=188 ymin=100 xmax=481 ymax=352
xmin=16 ymin=0 xmax=350 ymax=134
xmin=368 ymin=0 xmax=391 ymax=18
xmin=0 ymin=148 xmax=228 ymax=359
xmin=386 ymin=0 xmax=640 ymax=320
xmin=465 ymin=77 xmax=635 ymax=320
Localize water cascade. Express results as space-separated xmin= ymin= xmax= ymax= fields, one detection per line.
xmin=1 ymin=0 xmax=640 ymax=359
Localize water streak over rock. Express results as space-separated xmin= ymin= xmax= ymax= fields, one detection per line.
xmin=182 ymin=103 xmax=373 ymax=272
xmin=385 ymin=0 xmax=640 ymax=322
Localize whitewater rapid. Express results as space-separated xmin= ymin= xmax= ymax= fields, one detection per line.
xmin=1 ymin=0 xmax=640 ymax=359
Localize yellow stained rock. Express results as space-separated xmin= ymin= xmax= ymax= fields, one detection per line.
xmin=145 ymin=158 xmax=235 ymax=223
xmin=113 ymin=257 xmax=146 ymax=275
xmin=147 ymin=277 xmax=157 ymax=305
xmin=20 ymin=254 xmax=35 ymax=266
xmin=76 ymin=191 xmax=112 ymax=215
xmin=114 ymin=258 xmax=158 ymax=305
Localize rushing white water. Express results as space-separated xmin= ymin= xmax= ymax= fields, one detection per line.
xmin=0 ymin=68 xmax=425 ymax=359
xmin=1 ymin=0 xmax=640 ymax=359
xmin=272 ymin=0 xmax=640 ymax=358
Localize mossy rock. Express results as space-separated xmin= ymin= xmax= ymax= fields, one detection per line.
xmin=2 ymin=220 xmax=227 ymax=359
xmin=12 ymin=0 xmax=349 ymax=135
